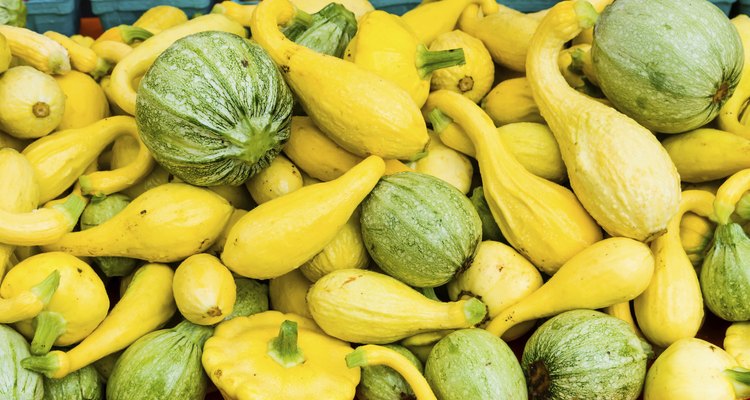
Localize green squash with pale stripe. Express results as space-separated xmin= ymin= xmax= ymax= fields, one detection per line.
xmin=700 ymin=223 xmax=750 ymax=321
xmin=0 ymin=324 xmax=43 ymax=400
xmin=592 ymin=0 xmax=744 ymax=133
xmin=521 ymin=310 xmax=652 ymax=400
xmin=360 ymin=172 xmax=482 ymax=288
xmin=136 ymin=31 xmax=294 ymax=186
xmin=43 ymin=364 xmax=102 ymax=400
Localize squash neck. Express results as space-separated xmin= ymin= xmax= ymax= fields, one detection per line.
xmin=173 ymin=320 xmax=214 ymax=348
xmin=30 ymin=270 xmax=61 ymax=306
xmin=31 ymin=311 xmax=67 ymax=355
xmin=267 ymin=320 xmax=305 ymax=368
xmin=249 ymin=0 xmax=298 ymax=68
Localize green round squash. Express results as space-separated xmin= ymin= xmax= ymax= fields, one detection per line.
xmin=360 ymin=171 xmax=482 ymax=288
xmin=43 ymin=364 xmax=102 ymax=400
xmin=136 ymin=31 xmax=294 ymax=186
xmin=425 ymin=328 xmax=527 ymax=400
xmin=700 ymin=223 xmax=750 ymax=321
xmin=0 ymin=324 xmax=43 ymax=400
xmin=224 ymin=278 xmax=269 ymax=321
xmin=357 ymin=344 xmax=423 ymax=400
xmin=592 ymin=0 xmax=743 ymax=133
xmin=521 ymin=309 xmax=652 ymax=400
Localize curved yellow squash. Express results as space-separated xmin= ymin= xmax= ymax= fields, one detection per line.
xmin=0 ymin=148 xmax=39 ymax=280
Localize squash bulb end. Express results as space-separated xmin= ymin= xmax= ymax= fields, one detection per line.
xmin=32 ymin=102 xmax=50 ymax=118
xmin=463 ymin=297 xmax=488 ymax=326
xmin=528 ymin=359 xmax=552 ymax=399
xmin=574 ymin=0 xmax=599 ymax=30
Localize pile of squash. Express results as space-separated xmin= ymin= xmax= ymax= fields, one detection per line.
xmin=1 ymin=0 xmax=750 ymax=399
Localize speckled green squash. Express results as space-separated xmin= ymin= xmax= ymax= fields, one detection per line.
xmin=425 ymin=328 xmax=527 ymax=400
xmin=43 ymin=364 xmax=102 ymax=400
xmin=106 ymin=320 xmax=214 ymax=400
xmin=700 ymin=223 xmax=750 ymax=321
xmin=521 ymin=309 xmax=651 ymax=400
xmin=80 ymin=194 xmax=137 ymax=277
xmin=357 ymin=344 xmax=422 ymax=400
xmin=592 ymin=0 xmax=743 ymax=133
xmin=470 ymin=186 xmax=503 ymax=243
xmin=224 ymin=278 xmax=269 ymax=320
xmin=136 ymin=31 xmax=294 ymax=186
xmin=0 ymin=324 xmax=43 ymax=400
xmin=360 ymin=172 xmax=482 ymax=288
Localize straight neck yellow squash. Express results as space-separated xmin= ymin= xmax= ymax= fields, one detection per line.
xmin=526 ymin=0 xmax=680 ymax=242
xmin=250 ymin=0 xmax=429 ymax=160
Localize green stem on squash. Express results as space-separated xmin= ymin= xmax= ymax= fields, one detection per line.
xmin=463 ymin=297 xmax=488 ymax=326
xmin=267 ymin=320 xmax=305 ymax=368
xmin=281 ymin=9 xmax=314 ymax=41
xmin=29 ymin=270 xmax=60 ymax=306
xmin=20 ymin=352 xmax=61 ymax=377
xmin=574 ymin=0 xmax=599 ymax=29
xmin=118 ymin=25 xmax=153 ymax=44
xmin=724 ymin=367 xmax=750 ymax=398
xmin=420 ymin=287 xmax=440 ymax=301
xmin=427 ymin=108 xmax=453 ymax=135
xmin=416 ymin=45 xmax=465 ymax=80
xmin=30 ymin=311 xmax=67 ymax=355
xmin=734 ymin=192 xmax=750 ymax=221
xmin=50 ymin=194 xmax=86 ymax=230
xmin=344 ymin=346 xmax=368 ymax=368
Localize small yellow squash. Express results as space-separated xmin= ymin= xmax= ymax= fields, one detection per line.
xmin=245 ymin=154 xmax=303 ymax=204
xmin=408 ymin=132 xmax=473 ymax=194
xmin=299 ymin=211 xmax=369 ymax=282
xmin=0 ymin=32 xmax=12 ymax=73
xmin=0 ymin=66 xmax=66 ymax=139
xmin=429 ymin=29 xmax=494 ymax=103
xmin=269 ymin=269 xmax=314 ymax=319
xmin=481 ymin=77 xmax=544 ymax=126
xmin=173 ymin=253 xmax=236 ymax=326
xmin=725 ymin=322 xmax=750 ymax=368
xmin=54 ymin=71 xmax=110 ymax=131
xmin=662 ymin=128 xmax=750 ymax=183
xmin=0 ymin=25 xmax=70 ymax=75
xmin=132 ymin=5 xmax=188 ymax=34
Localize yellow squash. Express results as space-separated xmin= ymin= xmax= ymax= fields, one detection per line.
xmin=725 ymin=322 xmax=750 ymax=368
xmin=212 ymin=1 xmax=256 ymax=26
xmin=221 ymin=156 xmax=385 ymax=279
xmin=307 ymin=269 xmax=487 ymax=344
xmin=22 ymin=116 xmax=154 ymax=203
xmin=429 ymin=29 xmax=494 ymax=103
xmin=1 ymin=252 xmax=108 ymax=354
xmin=644 ymin=338 xmax=750 ymax=400
xmin=408 ymin=132 xmax=473 ymax=194
xmin=132 ymin=5 xmax=188 ymax=34
xmin=662 ymin=128 xmax=750 ymax=183
xmin=0 ymin=194 xmax=85 ymax=247
xmin=718 ymin=14 xmax=750 ymax=139
xmin=346 ymin=345 xmax=437 ymax=400
xmin=603 ymin=301 xmax=643 ymax=338
xmin=21 ymin=263 xmax=176 ymax=378
xmin=207 ymin=208 xmax=248 ymax=258
xmin=0 ymin=32 xmax=11 ymax=73
xmin=0 ymin=66 xmax=66 ymax=139
xmin=43 ymin=31 xmax=108 ymax=77
xmin=269 ymin=269 xmax=314 ymax=319
xmin=481 ymin=77 xmax=544 ymax=126
xmin=54 ymin=71 xmax=110 ymax=131
xmin=634 ymin=190 xmax=714 ymax=349
xmin=714 ymin=168 xmax=750 ymax=225
xmin=245 ymin=154 xmax=303 ymax=204
xmin=680 ymin=211 xmax=715 ymax=267
xmin=299 ymin=211 xmax=369 ymax=282
xmin=485 ymin=237 xmax=655 ymax=337
xmin=251 ymin=0 xmax=429 ymax=159
xmin=290 ymin=0 xmax=374 ymax=18
xmin=496 ymin=122 xmax=566 ymax=183
xmin=0 ymin=25 xmax=70 ymax=74
xmin=447 ymin=241 xmax=543 ymax=341
xmin=202 ymin=311 xmax=360 ymax=400
xmin=90 ymin=40 xmax=133 ymax=65
xmin=346 ymin=10 xmax=466 ymax=108
xmin=0 ymin=270 xmax=58 ymax=324
xmin=425 ymin=90 xmax=601 ymax=275
xmin=42 ymin=183 xmax=233 ymax=263
xmin=526 ymin=0 xmax=680 ymax=241
xmin=206 ymin=184 xmax=254 ymax=211
xmin=173 ymin=253 xmax=236 ymax=326
xmin=401 ymin=0 xmax=498 ymax=45
xmin=109 ymin=13 xmax=246 ymax=115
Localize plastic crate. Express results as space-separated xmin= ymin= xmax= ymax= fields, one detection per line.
xmin=25 ymin=0 xmax=80 ymax=36
xmin=370 ymin=0 xmax=421 ymax=15
xmin=497 ymin=0 xmax=558 ymax=12
xmin=90 ymin=0 xmax=213 ymax=30
xmin=712 ymin=0 xmax=736 ymax=15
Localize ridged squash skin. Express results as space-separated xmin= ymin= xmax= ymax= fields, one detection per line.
xmin=173 ymin=254 xmax=237 ymax=326
xmin=0 ymin=66 xmax=65 ymax=139
xmin=0 ymin=324 xmax=43 ymax=400
xmin=269 ymin=269 xmax=313 ymax=319
xmin=225 ymin=278 xmax=269 ymax=320
xmin=136 ymin=31 xmax=293 ymax=186
xmin=527 ymin=0 xmax=681 ymax=241
xmin=42 ymin=364 xmax=102 ymax=400
xmin=409 ymin=132 xmax=473 ymax=194
xmin=592 ymin=0 xmax=743 ymax=133
xmin=429 ymin=29 xmax=494 ymax=103
xmin=662 ymin=128 xmax=750 ymax=183
xmin=250 ymin=0 xmax=429 ymax=160
xmin=521 ymin=310 xmax=650 ymax=400
xmin=221 ymin=156 xmax=385 ymax=279
xmin=360 ymin=171 xmax=482 ymax=287
xmin=299 ymin=212 xmax=369 ymax=282
xmin=724 ymin=322 xmax=750 ymax=368
xmin=700 ymin=223 xmax=750 ymax=321
xmin=680 ymin=212 xmax=715 ymax=267
xmin=425 ymin=329 xmax=527 ymax=400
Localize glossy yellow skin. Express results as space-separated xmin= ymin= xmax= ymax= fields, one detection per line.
xmin=0 ymin=148 xmax=39 ymax=281
xmin=0 ymin=66 xmax=65 ymax=139
xmin=173 ymin=253 xmax=236 ymax=326
xmin=725 ymin=322 xmax=750 ymax=368
xmin=447 ymin=241 xmax=542 ymax=341
xmin=22 ymin=263 xmax=176 ymax=378
xmin=0 ymin=195 xmax=84 ymax=247
xmin=485 ymin=237 xmax=655 ymax=337
xmin=212 ymin=1 xmax=256 ymax=27
xmin=481 ymin=77 xmax=544 ymax=126
xmin=222 ymin=156 xmax=385 ymax=279
xmin=714 ymin=168 xmax=750 ymax=225
xmin=680 ymin=212 xmax=715 ymax=267
xmin=603 ymin=301 xmax=643 ymax=338
xmin=269 ymin=269 xmax=313 ymax=319
xmin=43 ymin=183 xmax=233 ymax=262
xmin=429 ymin=30 xmax=494 ymax=103
xmin=245 ymin=154 xmax=303 ymax=205
xmin=207 ymin=208 xmax=248 ymax=258
xmin=663 ymin=128 xmax=750 ymax=183
xmin=132 ymin=5 xmax=188 ymax=34
xmin=90 ymin=40 xmax=132 ymax=65
xmin=2 ymin=252 xmax=108 ymax=347
xmin=719 ymin=15 xmax=750 ymax=139
xmin=109 ymin=135 xmax=168 ymax=198
xmin=251 ymin=0 xmax=429 ymax=159
xmin=644 ymin=338 xmax=742 ymax=400
xmin=424 ymin=90 xmax=601 ymax=274
xmin=634 ymin=190 xmax=714 ymax=348
xmin=299 ymin=212 xmax=369 ymax=282
xmin=203 ymin=311 xmax=359 ymax=400
xmin=402 ymin=0 xmax=497 ymax=45
xmin=409 ymin=132 xmax=473 ymax=194
xmin=54 ymin=71 xmax=110 ymax=131
xmin=43 ymin=31 xmax=100 ymax=74
xmin=0 ymin=25 xmax=70 ymax=75
xmin=110 ymin=14 xmax=246 ymax=115
xmin=346 ymin=345 xmax=437 ymax=400
xmin=307 ymin=269 xmax=486 ymax=344
xmin=526 ymin=0 xmax=680 ymax=241
xmin=22 ymin=116 xmax=154 ymax=203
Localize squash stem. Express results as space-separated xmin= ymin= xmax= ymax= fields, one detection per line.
xmin=20 ymin=351 xmax=61 ymax=377
xmin=267 ymin=320 xmax=305 ymax=368
xmin=734 ymin=192 xmax=750 ymax=221
xmin=31 ymin=311 xmax=67 ymax=355
xmin=725 ymin=367 xmax=750 ymax=398
xmin=462 ymin=297 xmax=488 ymax=326
xmin=573 ymin=0 xmax=598 ymax=29
xmin=420 ymin=287 xmax=440 ymax=301
xmin=118 ymin=25 xmax=153 ymax=44
xmin=281 ymin=9 xmax=314 ymax=40
xmin=29 ymin=270 xmax=61 ymax=306
xmin=174 ymin=320 xmax=215 ymax=347
xmin=427 ymin=108 xmax=454 ymax=134
xmin=346 ymin=345 xmax=438 ymax=400
xmin=416 ymin=45 xmax=465 ymax=80
xmin=50 ymin=194 xmax=87 ymax=230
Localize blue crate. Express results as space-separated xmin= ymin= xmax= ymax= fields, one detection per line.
xmin=90 ymin=0 xmax=213 ymax=30
xmin=497 ymin=0 xmax=558 ymax=12
xmin=370 ymin=0 xmax=421 ymax=15
xmin=25 ymin=0 xmax=80 ymax=36
xmin=712 ymin=0 xmax=736 ymax=15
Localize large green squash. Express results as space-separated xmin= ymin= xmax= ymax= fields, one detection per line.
xmin=360 ymin=171 xmax=482 ymax=288
xmin=136 ymin=31 xmax=294 ymax=186
xmin=0 ymin=324 xmax=43 ymax=400
xmin=592 ymin=0 xmax=744 ymax=133
xmin=521 ymin=309 xmax=652 ymax=400
xmin=700 ymin=223 xmax=750 ymax=321
xmin=43 ymin=364 xmax=102 ymax=400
